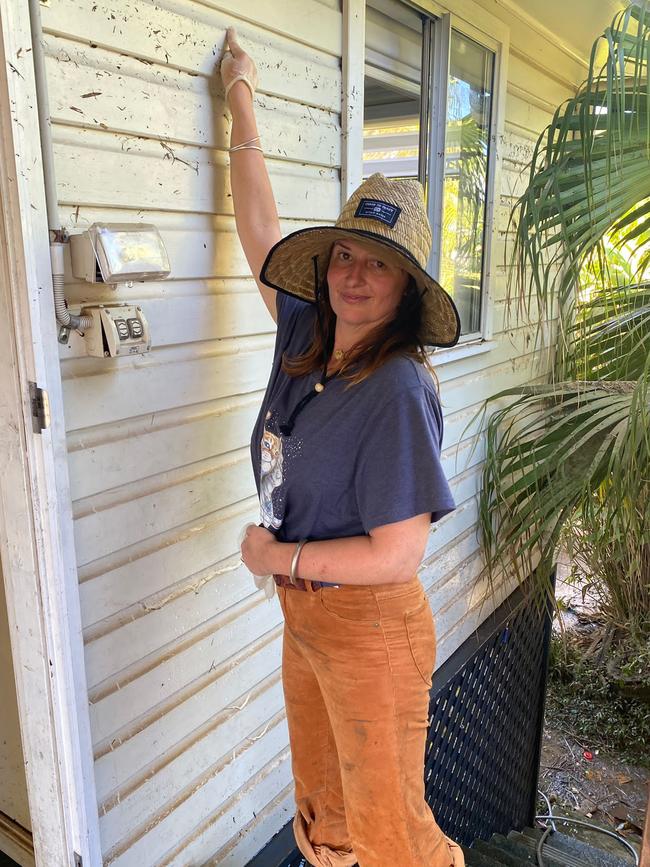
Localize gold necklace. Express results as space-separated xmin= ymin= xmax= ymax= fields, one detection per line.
xmin=333 ymin=348 xmax=348 ymax=361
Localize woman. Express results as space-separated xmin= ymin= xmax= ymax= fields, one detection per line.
xmin=221 ymin=27 xmax=464 ymax=867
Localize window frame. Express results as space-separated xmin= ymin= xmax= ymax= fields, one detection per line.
xmin=343 ymin=0 xmax=510 ymax=363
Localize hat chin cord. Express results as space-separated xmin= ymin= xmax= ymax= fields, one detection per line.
xmin=312 ymin=255 xmax=333 ymax=378
xmin=278 ymin=256 xmax=337 ymax=437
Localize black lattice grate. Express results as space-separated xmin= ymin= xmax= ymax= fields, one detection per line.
xmin=247 ymin=579 xmax=552 ymax=866
xmin=423 ymin=589 xmax=552 ymax=846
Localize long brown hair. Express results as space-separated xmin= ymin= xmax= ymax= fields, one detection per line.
xmin=281 ymin=276 xmax=440 ymax=391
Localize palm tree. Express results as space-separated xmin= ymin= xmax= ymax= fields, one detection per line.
xmin=477 ymin=2 xmax=650 ymax=642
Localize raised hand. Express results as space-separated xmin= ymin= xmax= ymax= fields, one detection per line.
xmin=220 ymin=26 xmax=258 ymax=103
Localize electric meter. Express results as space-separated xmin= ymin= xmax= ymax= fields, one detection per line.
xmin=81 ymin=304 xmax=151 ymax=357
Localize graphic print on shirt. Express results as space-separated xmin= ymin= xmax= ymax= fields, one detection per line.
xmin=260 ymin=422 xmax=284 ymax=529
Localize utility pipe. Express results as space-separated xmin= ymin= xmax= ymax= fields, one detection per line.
xmin=28 ymin=0 xmax=92 ymax=331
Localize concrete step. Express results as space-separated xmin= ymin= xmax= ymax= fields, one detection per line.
xmin=515 ymin=827 xmax=633 ymax=867
xmin=270 ymin=820 xmax=638 ymax=866
xmin=463 ymin=826 xmax=636 ymax=867
xmin=471 ymin=837 xmax=538 ymax=866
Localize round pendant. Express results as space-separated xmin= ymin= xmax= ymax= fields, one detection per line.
xmin=334 ymin=349 xmax=344 ymax=361
xmin=314 ymin=382 xmax=325 ymax=393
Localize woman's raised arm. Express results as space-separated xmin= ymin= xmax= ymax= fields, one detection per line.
xmin=221 ymin=28 xmax=281 ymax=322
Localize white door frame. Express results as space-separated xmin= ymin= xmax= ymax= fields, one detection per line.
xmin=0 ymin=2 xmax=102 ymax=865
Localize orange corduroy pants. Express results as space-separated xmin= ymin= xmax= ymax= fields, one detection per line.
xmin=277 ymin=576 xmax=464 ymax=867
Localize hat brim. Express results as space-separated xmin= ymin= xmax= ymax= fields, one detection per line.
xmin=259 ymin=227 xmax=461 ymax=348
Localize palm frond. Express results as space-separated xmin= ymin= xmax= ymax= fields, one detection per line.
xmin=479 ymin=378 xmax=649 ymax=595
xmin=477 ymin=5 xmax=650 ymax=637
xmin=562 ymin=282 xmax=650 ymax=380
xmin=508 ymin=3 xmax=650 ymax=340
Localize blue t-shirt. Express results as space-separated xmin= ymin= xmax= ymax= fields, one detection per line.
xmin=250 ymin=292 xmax=456 ymax=543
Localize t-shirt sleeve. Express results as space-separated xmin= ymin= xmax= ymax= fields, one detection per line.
xmin=274 ymin=290 xmax=315 ymax=357
xmin=355 ymin=384 xmax=456 ymax=532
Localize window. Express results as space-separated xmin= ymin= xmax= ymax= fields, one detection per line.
xmin=363 ymin=0 xmax=495 ymax=338
xmin=364 ymin=2 xmax=422 ymax=180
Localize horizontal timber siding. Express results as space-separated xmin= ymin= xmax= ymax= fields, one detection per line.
xmin=39 ymin=0 xmax=586 ymax=862
xmin=43 ymin=0 xmax=340 ymax=863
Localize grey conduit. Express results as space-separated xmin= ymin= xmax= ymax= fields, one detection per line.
xmin=28 ymin=0 xmax=93 ymax=332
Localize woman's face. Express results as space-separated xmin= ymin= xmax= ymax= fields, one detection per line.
xmin=326 ymin=239 xmax=409 ymax=337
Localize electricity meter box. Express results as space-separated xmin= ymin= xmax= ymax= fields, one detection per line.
xmin=70 ymin=223 xmax=171 ymax=284
xmin=81 ymin=304 xmax=151 ymax=357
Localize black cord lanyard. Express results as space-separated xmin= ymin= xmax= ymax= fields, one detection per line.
xmin=278 ymin=368 xmax=341 ymax=436
xmin=279 ymin=254 xmax=339 ymax=437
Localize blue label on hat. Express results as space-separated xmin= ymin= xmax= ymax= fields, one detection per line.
xmin=354 ymin=198 xmax=401 ymax=228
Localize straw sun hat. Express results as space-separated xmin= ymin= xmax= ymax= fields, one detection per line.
xmin=260 ymin=172 xmax=461 ymax=348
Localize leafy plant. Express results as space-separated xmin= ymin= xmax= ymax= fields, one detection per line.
xmin=476 ymin=3 xmax=650 ymax=642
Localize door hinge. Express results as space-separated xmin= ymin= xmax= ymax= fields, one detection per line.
xmin=29 ymin=382 xmax=50 ymax=433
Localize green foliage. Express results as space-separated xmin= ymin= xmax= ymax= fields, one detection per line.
xmin=565 ymin=281 xmax=650 ymax=382
xmin=477 ymin=4 xmax=650 ymax=642
xmin=510 ymin=4 xmax=650 ymax=345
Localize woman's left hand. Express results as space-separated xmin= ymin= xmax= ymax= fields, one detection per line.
xmin=241 ymin=524 xmax=278 ymax=576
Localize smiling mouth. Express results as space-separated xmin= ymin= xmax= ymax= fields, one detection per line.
xmin=341 ymin=293 xmax=370 ymax=303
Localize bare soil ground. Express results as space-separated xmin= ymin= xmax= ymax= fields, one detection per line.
xmin=538 ymin=556 xmax=648 ymax=857
xmin=539 ymin=727 xmax=647 ymax=836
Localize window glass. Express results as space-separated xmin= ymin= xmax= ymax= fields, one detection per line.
xmin=441 ymin=31 xmax=494 ymax=334
xmin=363 ymin=0 xmax=422 ymax=179
xmin=362 ymin=6 xmax=495 ymax=337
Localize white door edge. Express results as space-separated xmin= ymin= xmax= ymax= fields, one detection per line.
xmin=0 ymin=3 xmax=102 ymax=866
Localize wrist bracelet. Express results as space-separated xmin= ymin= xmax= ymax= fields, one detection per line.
xmin=229 ymin=135 xmax=261 ymax=151
xmin=290 ymin=539 xmax=308 ymax=585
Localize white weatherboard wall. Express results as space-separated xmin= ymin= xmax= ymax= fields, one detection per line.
xmin=416 ymin=0 xmax=591 ymax=663
xmin=356 ymin=0 xmax=588 ymax=662
xmin=42 ymin=0 xmax=340 ymax=864
xmin=35 ymin=0 xmax=588 ymax=864
xmin=410 ymin=0 xmax=587 ymax=664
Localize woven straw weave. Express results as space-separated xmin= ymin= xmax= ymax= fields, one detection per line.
xmin=338 ymin=174 xmax=432 ymax=267
xmin=261 ymin=173 xmax=460 ymax=348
